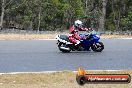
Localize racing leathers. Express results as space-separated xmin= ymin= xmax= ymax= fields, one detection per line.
xmin=69 ymin=25 xmax=87 ymax=45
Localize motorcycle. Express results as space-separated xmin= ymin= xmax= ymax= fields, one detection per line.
xmin=56 ymin=29 xmax=104 ymax=53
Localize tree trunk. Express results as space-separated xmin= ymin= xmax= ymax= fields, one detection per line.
xmin=117 ymin=11 xmax=120 ymax=31
xmin=0 ymin=0 xmax=5 ymax=30
xmin=112 ymin=0 xmax=115 ymax=22
xmin=99 ymin=0 xmax=107 ymax=32
xmin=37 ymin=6 xmax=41 ymax=31
xmin=85 ymin=0 xmax=88 ymax=17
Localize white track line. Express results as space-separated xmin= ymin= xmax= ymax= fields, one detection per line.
xmin=120 ymin=38 xmax=132 ymax=39
xmin=35 ymin=39 xmax=56 ymax=40
xmin=36 ymin=38 xmax=132 ymax=40
xmin=0 ymin=70 xmax=129 ymax=75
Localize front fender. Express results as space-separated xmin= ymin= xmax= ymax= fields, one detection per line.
xmin=93 ymin=39 xmax=100 ymax=43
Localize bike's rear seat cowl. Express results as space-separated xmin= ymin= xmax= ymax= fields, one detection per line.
xmin=58 ymin=35 xmax=71 ymax=42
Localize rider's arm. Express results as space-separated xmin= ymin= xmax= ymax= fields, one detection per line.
xmin=79 ymin=27 xmax=92 ymax=31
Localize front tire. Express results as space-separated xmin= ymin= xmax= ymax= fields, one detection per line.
xmin=91 ymin=42 xmax=104 ymax=52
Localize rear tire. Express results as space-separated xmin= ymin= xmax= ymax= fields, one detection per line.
xmin=91 ymin=42 xmax=104 ymax=52
xmin=58 ymin=43 xmax=71 ymax=53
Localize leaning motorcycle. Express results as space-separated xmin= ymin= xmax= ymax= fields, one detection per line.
xmin=56 ymin=30 xmax=104 ymax=53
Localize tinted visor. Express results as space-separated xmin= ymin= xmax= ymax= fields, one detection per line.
xmin=77 ymin=23 xmax=82 ymax=28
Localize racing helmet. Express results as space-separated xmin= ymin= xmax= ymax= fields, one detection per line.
xmin=74 ymin=20 xmax=83 ymax=28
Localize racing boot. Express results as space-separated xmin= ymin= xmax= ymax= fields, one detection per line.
xmin=87 ymin=46 xmax=91 ymax=51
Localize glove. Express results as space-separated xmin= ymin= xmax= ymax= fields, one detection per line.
xmin=85 ymin=28 xmax=88 ymax=30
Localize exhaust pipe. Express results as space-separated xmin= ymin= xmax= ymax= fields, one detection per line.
xmin=60 ymin=47 xmax=70 ymax=51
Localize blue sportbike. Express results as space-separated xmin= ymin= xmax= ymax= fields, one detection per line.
xmin=56 ymin=30 xmax=104 ymax=53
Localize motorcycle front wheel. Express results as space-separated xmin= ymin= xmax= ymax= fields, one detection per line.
xmin=91 ymin=42 xmax=104 ymax=52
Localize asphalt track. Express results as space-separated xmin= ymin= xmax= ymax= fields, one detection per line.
xmin=0 ymin=39 xmax=132 ymax=73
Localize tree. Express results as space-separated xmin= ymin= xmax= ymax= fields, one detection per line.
xmin=99 ymin=0 xmax=107 ymax=31
xmin=0 ymin=0 xmax=132 ymax=31
xmin=0 ymin=0 xmax=5 ymax=30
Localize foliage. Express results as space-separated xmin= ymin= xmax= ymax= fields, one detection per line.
xmin=0 ymin=0 xmax=132 ymax=31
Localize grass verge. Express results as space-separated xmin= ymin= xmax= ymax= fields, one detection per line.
xmin=0 ymin=70 xmax=131 ymax=88
xmin=0 ymin=34 xmax=132 ymax=40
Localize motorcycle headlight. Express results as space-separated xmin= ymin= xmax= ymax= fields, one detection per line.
xmin=96 ymin=35 xmax=100 ymax=38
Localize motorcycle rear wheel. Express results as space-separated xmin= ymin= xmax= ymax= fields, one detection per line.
xmin=58 ymin=43 xmax=71 ymax=53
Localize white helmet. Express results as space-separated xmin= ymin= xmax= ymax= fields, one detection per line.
xmin=74 ymin=20 xmax=83 ymax=28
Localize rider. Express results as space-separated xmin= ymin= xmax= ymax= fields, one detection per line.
xmin=69 ymin=20 xmax=88 ymax=46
